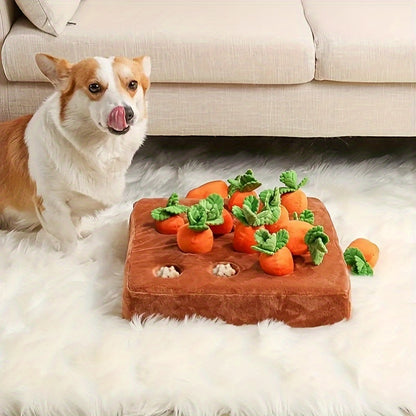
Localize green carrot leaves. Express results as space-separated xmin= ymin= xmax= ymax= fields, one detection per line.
xmin=186 ymin=193 xmax=225 ymax=231
xmin=151 ymin=193 xmax=188 ymax=221
xmin=252 ymin=229 xmax=289 ymax=255
xmin=293 ymin=209 xmax=314 ymax=224
xmin=187 ymin=204 xmax=209 ymax=231
xmin=259 ymin=187 xmax=281 ymax=223
xmin=227 ymin=169 xmax=262 ymax=196
xmin=259 ymin=188 xmax=281 ymax=208
xmin=304 ymin=225 xmax=329 ymax=265
xmin=232 ymin=195 xmax=274 ymax=227
xmin=343 ymin=247 xmax=374 ymax=276
xmin=198 ymin=194 xmax=225 ymax=226
xmin=279 ymin=170 xmax=308 ymax=194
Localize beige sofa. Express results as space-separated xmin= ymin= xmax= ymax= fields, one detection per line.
xmin=1 ymin=0 xmax=415 ymax=137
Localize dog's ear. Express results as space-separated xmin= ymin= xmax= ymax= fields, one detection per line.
xmin=35 ymin=54 xmax=72 ymax=89
xmin=133 ymin=56 xmax=151 ymax=78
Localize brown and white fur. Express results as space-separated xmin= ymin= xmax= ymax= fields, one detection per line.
xmin=0 ymin=54 xmax=151 ymax=251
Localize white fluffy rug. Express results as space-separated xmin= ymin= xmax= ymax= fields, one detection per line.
xmin=0 ymin=137 xmax=415 ymax=416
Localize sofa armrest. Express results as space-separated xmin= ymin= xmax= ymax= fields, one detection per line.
xmin=0 ymin=0 xmax=20 ymax=121
xmin=0 ymin=0 xmax=19 ymax=43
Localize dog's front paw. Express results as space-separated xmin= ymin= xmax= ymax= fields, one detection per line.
xmin=36 ymin=229 xmax=77 ymax=253
xmin=58 ymin=238 xmax=77 ymax=254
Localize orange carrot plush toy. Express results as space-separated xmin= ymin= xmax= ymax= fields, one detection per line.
xmin=252 ymin=229 xmax=294 ymax=276
xmin=186 ymin=180 xmax=228 ymax=199
xmin=177 ymin=194 xmax=224 ymax=254
xmin=209 ymin=208 xmax=234 ymax=235
xmin=343 ymin=238 xmax=379 ymax=276
xmin=177 ymin=204 xmax=214 ymax=254
xmin=151 ymin=193 xmax=188 ymax=234
xmin=285 ymin=210 xmax=329 ymax=265
xmin=232 ymin=195 xmax=274 ymax=253
xmin=279 ymin=170 xmax=308 ymax=216
xmin=227 ymin=169 xmax=262 ymax=210
xmin=259 ymin=188 xmax=290 ymax=233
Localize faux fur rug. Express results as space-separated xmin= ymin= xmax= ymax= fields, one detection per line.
xmin=0 ymin=137 xmax=414 ymax=416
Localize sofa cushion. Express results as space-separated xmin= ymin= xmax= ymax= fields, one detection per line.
xmin=2 ymin=0 xmax=315 ymax=85
xmin=302 ymin=0 xmax=416 ymax=82
xmin=15 ymin=0 xmax=80 ymax=36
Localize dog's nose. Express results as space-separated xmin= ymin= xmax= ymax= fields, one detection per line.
xmin=124 ymin=105 xmax=134 ymax=124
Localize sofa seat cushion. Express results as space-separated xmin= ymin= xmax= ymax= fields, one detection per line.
xmin=302 ymin=0 xmax=416 ymax=82
xmin=2 ymin=0 xmax=315 ymax=85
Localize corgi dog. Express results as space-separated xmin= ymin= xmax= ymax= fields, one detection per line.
xmin=0 ymin=54 xmax=151 ymax=251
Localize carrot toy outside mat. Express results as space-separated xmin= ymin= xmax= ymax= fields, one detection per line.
xmin=227 ymin=169 xmax=262 ymax=210
xmin=344 ymin=238 xmax=379 ymax=276
xmin=279 ymin=170 xmax=308 ymax=216
xmin=252 ymin=229 xmax=294 ymax=276
xmin=151 ymin=193 xmax=188 ymax=234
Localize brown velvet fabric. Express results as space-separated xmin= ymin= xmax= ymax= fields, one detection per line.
xmin=123 ymin=198 xmax=350 ymax=327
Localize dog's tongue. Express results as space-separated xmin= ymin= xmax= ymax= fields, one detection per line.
xmin=108 ymin=106 xmax=128 ymax=131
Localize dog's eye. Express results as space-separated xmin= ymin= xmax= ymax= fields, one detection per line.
xmin=88 ymin=83 xmax=101 ymax=94
xmin=128 ymin=80 xmax=138 ymax=91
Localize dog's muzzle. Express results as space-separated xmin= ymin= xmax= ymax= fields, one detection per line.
xmin=107 ymin=105 xmax=134 ymax=135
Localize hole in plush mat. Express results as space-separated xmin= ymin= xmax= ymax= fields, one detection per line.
xmin=212 ymin=262 xmax=239 ymax=277
xmin=154 ymin=265 xmax=182 ymax=278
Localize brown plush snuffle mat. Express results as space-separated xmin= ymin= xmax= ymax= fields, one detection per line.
xmin=122 ymin=197 xmax=350 ymax=327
